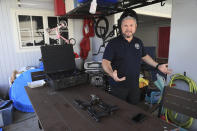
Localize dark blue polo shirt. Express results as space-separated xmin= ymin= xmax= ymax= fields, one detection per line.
xmin=103 ymin=35 xmax=147 ymax=95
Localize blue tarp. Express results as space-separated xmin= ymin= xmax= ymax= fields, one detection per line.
xmin=9 ymin=68 xmax=43 ymax=112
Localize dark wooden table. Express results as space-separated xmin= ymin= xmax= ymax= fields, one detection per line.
xmin=25 ymin=84 xmax=176 ymax=131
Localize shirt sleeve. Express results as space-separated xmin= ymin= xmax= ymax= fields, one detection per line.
xmin=102 ymin=41 xmax=114 ymax=62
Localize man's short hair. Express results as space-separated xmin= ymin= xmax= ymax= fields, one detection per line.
xmin=121 ymin=16 xmax=137 ymax=25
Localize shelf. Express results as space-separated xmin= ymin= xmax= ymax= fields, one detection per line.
xmin=63 ymin=0 xmax=166 ymax=19
xmin=63 ymin=1 xmax=120 ymax=19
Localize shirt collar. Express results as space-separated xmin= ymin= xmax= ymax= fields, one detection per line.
xmin=119 ymin=35 xmax=135 ymax=44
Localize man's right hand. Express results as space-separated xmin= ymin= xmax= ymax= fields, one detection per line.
xmin=102 ymin=59 xmax=126 ymax=82
xmin=112 ymin=70 xmax=126 ymax=82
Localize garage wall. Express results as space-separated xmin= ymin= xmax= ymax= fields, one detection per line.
xmin=0 ymin=0 xmax=42 ymax=97
xmin=135 ymin=21 xmax=171 ymax=48
xmin=168 ymin=0 xmax=197 ymax=82
xmin=168 ymin=2 xmax=197 ymax=130
xmin=167 ymin=2 xmax=197 ymax=129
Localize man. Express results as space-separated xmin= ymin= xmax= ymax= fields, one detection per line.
xmin=102 ymin=10 xmax=172 ymax=105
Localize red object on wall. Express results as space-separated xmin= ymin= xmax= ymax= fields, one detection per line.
xmin=158 ymin=27 xmax=170 ymax=58
xmin=54 ymin=0 xmax=66 ymax=16
xmin=74 ymin=52 xmax=79 ymax=58
xmin=80 ymin=19 xmax=95 ymax=60
xmin=88 ymin=19 xmax=95 ymax=37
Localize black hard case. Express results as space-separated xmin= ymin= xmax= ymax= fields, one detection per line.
xmin=40 ymin=45 xmax=88 ymax=90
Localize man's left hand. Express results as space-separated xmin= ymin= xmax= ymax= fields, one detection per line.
xmin=158 ymin=64 xmax=172 ymax=74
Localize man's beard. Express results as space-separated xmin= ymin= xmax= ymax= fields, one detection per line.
xmin=122 ymin=31 xmax=133 ymax=38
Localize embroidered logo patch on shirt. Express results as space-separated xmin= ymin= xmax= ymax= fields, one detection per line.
xmin=135 ymin=43 xmax=140 ymax=49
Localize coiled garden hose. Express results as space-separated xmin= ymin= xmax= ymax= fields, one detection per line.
xmin=165 ymin=73 xmax=197 ymax=128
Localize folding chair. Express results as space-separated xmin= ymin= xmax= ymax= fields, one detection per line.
xmin=158 ymin=86 xmax=197 ymax=128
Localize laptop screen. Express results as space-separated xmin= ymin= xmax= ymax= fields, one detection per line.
xmin=40 ymin=44 xmax=76 ymax=73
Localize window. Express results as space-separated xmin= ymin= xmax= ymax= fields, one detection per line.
xmin=18 ymin=15 xmax=44 ymax=47
xmin=16 ymin=10 xmax=68 ymax=49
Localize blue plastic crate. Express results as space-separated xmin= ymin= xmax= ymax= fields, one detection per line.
xmin=0 ymin=104 xmax=13 ymax=127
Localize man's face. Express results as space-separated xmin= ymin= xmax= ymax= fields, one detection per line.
xmin=121 ymin=18 xmax=137 ymax=38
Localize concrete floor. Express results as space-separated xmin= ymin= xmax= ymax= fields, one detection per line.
xmin=3 ymin=110 xmax=42 ymax=131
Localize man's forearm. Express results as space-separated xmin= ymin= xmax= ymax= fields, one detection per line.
xmin=142 ymin=55 xmax=158 ymax=68
xmin=102 ymin=59 xmax=114 ymax=78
